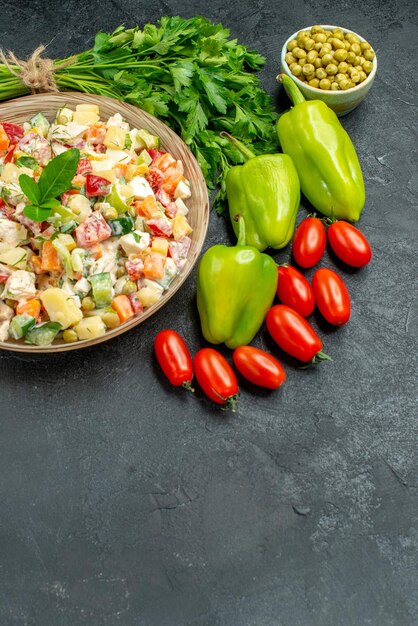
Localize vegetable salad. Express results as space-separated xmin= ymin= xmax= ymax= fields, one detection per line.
xmin=0 ymin=105 xmax=193 ymax=346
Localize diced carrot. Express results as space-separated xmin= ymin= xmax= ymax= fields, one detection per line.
xmin=111 ymin=295 xmax=135 ymax=323
xmin=134 ymin=195 xmax=160 ymax=218
xmin=152 ymin=153 xmax=177 ymax=172
xmin=41 ymin=241 xmax=62 ymax=272
xmin=114 ymin=163 xmax=128 ymax=178
xmin=72 ymin=174 xmax=86 ymax=187
xmin=162 ymin=169 xmax=185 ymax=195
xmin=142 ymin=252 xmax=166 ymax=280
xmin=84 ymin=123 xmax=106 ymax=144
xmin=16 ymin=299 xmax=41 ymax=320
xmin=28 ymin=255 xmax=43 ymax=274
xmin=0 ymin=125 xmax=10 ymax=151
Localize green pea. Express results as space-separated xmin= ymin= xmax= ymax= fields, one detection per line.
xmin=102 ymin=311 xmax=121 ymax=329
xmin=319 ymin=78 xmax=331 ymax=90
xmin=339 ymin=78 xmax=352 ymax=90
xmin=116 ymin=266 xmax=126 ymax=279
xmin=308 ymin=78 xmax=320 ymax=88
xmin=287 ymin=39 xmax=298 ymax=51
xmin=122 ymin=280 xmax=137 ymax=295
xmin=334 ymin=48 xmax=348 ymax=62
xmin=362 ymin=60 xmax=373 ymax=74
xmin=293 ymin=47 xmax=307 ymax=59
xmin=350 ymin=70 xmax=361 ymax=83
xmin=314 ymin=57 xmax=323 ymax=68
xmin=313 ymin=33 xmax=327 ymax=43
xmin=321 ymin=53 xmax=334 ymax=66
xmin=305 ymin=38 xmax=315 ymax=51
xmin=358 ymin=71 xmax=367 ymax=82
xmin=307 ymin=49 xmax=318 ymax=63
xmin=360 ymin=41 xmax=371 ymax=51
xmin=325 ymin=63 xmax=338 ymax=76
xmin=319 ymin=43 xmax=332 ymax=56
xmin=302 ymin=63 xmax=315 ymax=75
xmin=338 ymin=61 xmax=349 ymax=74
xmin=81 ymin=296 xmax=95 ymax=311
xmin=364 ymin=49 xmax=375 ymax=61
xmin=63 ymin=329 xmax=78 ymax=343
xmin=285 ymin=52 xmax=297 ymax=65
xmin=331 ymin=82 xmax=340 ymax=90
xmin=331 ymin=38 xmax=345 ymax=50
xmin=290 ymin=63 xmax=303 ymax=77
xmin=102 ymin=206 xmax=118 ymax=220
xmin=316 ymin=67 xmax=327 ymax=80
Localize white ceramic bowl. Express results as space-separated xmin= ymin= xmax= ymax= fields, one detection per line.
xmin=280 ymin=25 xmax=377 ymax=116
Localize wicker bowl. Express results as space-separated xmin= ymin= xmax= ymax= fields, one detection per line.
xmin=0 ymin=92 xmax=209 ymax=352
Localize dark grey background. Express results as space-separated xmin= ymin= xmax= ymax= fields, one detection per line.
xmin=0 ymin=1 xmax=417 ymax=625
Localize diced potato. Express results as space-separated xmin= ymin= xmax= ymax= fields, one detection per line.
xmin=151 ymin=237 xmax=169 ymax=257
xmin=137 ymin=284 xmax=163 ymax=307
xmin=91 ymin=159 xmax=113 ymax=172
xmin=174 ymin=180 xmax=191 ymax=200
xmin=57 ymin=233 xmax=76 ymax=251
xmin=0 ymin=247 xmax=28 ymax=269
xmin=56 ymin=107 xmax=74 ymax=124
xmin=104 ymin=126 xmax=126 ymax=150
xmin=1 ymin=163 xmax=33 ymax=184
xmin=125 ymin=164 xmax=149 ymax=181
xmin=94 ymin=169 xmax=116 ymax=184
xmin=74 ymin=315 xmax=106 ymax=340
xmin=172 ymin=213 xmax=193 ymax=240
xmin=75 ymin=104 xmax=100 ymax=114
xmin=40 ymin=288 xmax=83 ymax=329
xmin=73 ymin=108 xmax=100 ymax=125
xmin=67 ymin=194 xmax=92 ymax=222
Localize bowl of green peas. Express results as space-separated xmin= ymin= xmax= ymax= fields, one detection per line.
xmin=280 ymin=25 xmax=377 ymax=116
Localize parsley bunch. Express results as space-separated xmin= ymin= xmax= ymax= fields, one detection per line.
xmin=0 ymin=16 xmax=279 ymax=212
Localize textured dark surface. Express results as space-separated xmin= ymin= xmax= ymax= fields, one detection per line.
xmin=0 ymin=1 xmax=417 ymax=625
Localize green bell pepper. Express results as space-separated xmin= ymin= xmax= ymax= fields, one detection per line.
xmin=196 ymin=217 xmax=278 ymax=349
xmin=223 ymin=132 xmax=300 ymax=251
xmin=276 ymin=74 xmax=365 ymax=222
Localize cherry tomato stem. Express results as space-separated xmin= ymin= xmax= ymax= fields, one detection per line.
xmin=154 ymin=330 xmax=194 ymax=389
xmin=266 ymin=304 xmax=331 ymax=364
xmin=194 ymin=348 xmax=239 ymax=411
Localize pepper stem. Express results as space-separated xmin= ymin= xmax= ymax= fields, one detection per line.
xmin=220 ymin=131 xmax=256 ymax=162
xmin=277 ymin=73 xmax=306 ymax=107
xmin=233 ymin=214 xmax=247 ymax=247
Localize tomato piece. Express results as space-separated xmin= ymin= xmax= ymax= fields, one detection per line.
xmin=125 ymin=257 xmax=144 ymax=280
xmin=147 ymin=168 xmax=164 ymax=192
xmin=266 ymin=304 xmax=330 ymax=363
xmin=74 ymin=213 xmax=112 ymax=248
xmin=85 ymin=174 xmax=111 ymax=197
xmin=1 ymin=122 xmax=24 ymax=143
xmin=4 ymin=144 xmax=16 ymax=163
xmin=233 ymin=346 xmax=286 ymax=389
xmin=146 ymin=218 xmax=173 ymax=238
xmin=155 ymin=188 xmax=171 ymax=207
xmin=312 ymin=268 xmax=351 ymax=326
xmin=277 ymin=265 xmax=315 ymax=317
xmin=76 ymin=157 xmax=93 ymax=176
xmin=128 ymin=292 xmax=143 ymax=314
xmin=292 ymin=216 xmax=326 ymax=268
xmin=327 ymin=221 xmax=372 ymax=268
xmin=0 ymin=125 xmax=10 ymax=151
xmin=154 ymin=329 xmax=194 ymax=388
xmin=194 ymin=348 xmax=239 ymax=409
xmin=146 ymin=149 xmax=166 ymax=162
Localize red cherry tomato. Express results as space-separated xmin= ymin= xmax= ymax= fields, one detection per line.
xmin=312 ymin=268 xmax=351 ymax=326
xmin=292 ymin=216 xmax=326 ymax=268
xmin=277 ymin=265 xmax=315 ymax=317
xmin=233 ymin=346 xmax=286 ymax=389
xmin=194 ymin=348 xmax=239 ymax=409
xmin=1 ymin=122 xmax=24 ymax=143
xmin=266 ymin=304 xmax=330 ymax=363
xmin=154 ymin=330 xmax=194 ymax=388
xmin=327 ymin=221 xmax=372 ymax=268
xmin=85 ymin=174 xmax=112 ymax=197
